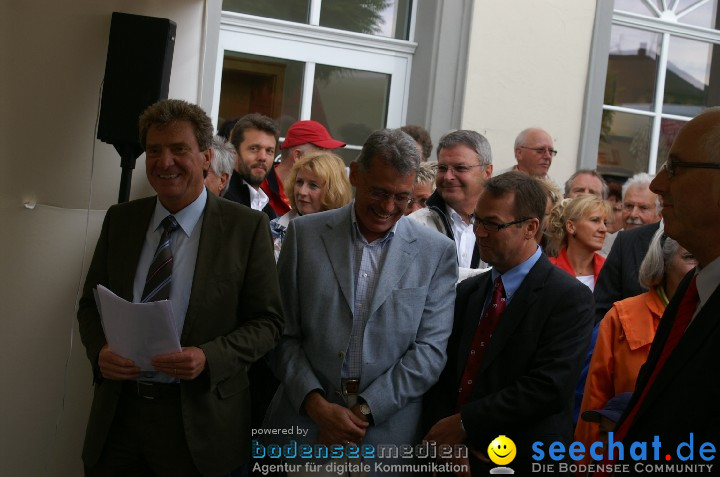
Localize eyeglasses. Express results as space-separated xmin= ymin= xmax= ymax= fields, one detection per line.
xmin=437 ymin=164 xmax=485 ymax=175
xmin=409 ymin=197 xmax=428 ymax=207
xmin=520 ymin=146 xmax=558 ymax=157
xmin=473 ymin=217 xmax=531 ymax=232
xmin=659 ymin=158 xmax=720 ymax=178
xmin=368 ymin=188 xmax=412 ymax=206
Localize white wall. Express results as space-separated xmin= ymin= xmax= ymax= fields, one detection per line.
xmin=462 ymin=0 xmax=598 ymax=186
xmin=0 ymin=1 xmax=208 ymax=474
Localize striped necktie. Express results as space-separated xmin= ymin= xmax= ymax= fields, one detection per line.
xmin=141 ymin=215 xmax=180 ymax=302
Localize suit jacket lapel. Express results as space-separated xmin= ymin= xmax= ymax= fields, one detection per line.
xmin=478 ymin=256 xmax=549 ymax=374
xmin=634 ymin=273 xmax=720 ymax=420
xmin=321 ymin=205 xmax=355 ymax=312
xmin=117 ymin=198 xmax=156 ymax=301
xmin=367 ymin=218 xmax=418 ymax=317
xmin=181 ymin=191 xmax=223 ymax=342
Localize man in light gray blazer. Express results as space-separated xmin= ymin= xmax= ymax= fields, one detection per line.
xmin=264 ymin=128 xmax=458 ymax=473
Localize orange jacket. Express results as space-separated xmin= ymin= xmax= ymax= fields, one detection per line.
xmin=574 ymin=288 xmax=666 ymax=468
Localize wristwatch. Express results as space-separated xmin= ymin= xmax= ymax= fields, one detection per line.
xmin=360 ymin=403 xmax=372 ymax=418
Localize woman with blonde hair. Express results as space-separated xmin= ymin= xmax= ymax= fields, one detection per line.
xmin=269 ymin=151 xmax=352 ymax=260
xmin=546 ymin=194 xmax=612 ymax=291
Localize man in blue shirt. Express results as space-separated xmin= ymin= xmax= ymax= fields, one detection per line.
xmin=425 ymin=171 xmax=594 ymax=474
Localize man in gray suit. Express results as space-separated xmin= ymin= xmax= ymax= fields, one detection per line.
xmin=264 ymin=128 xmax=458 ymax=474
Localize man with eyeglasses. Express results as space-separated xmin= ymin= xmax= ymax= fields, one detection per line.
xmin=264 ymin=128 xmax=458 ymax=476
xmin=594 ymin=173 xmax=662 ymax=322
xmin=424 ymin=171 xmax=594 ymax=474
xmin=513 ymin=128 xmax=556 ymax=178
xmin=409 ymin=130 xmax=493 ymax=281
xmin=590 ymin=108 xmax=720 ymax=472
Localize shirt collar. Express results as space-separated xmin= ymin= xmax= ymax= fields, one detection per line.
xmin=447 ymin=205 xmax=471 ymax=227
xmin=491 ymin=246 xmax=542 ymax=302
xmin=151 ymin=188 xmax=207 ymax=238
xmin=350 ymin=199 xmax=397 ymax=245
xmin=244 ymin=179 xmax=269 ymax=203
xmin=696 ymin=255 xmax=720 ymax=310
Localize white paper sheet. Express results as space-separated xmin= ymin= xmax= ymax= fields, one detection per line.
xmin=95 ymin=285 xmax=182 ymax=370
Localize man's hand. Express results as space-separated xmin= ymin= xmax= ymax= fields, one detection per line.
xmin=152 ymin=346 xmax=207 ymax=380
xmin=424 ymin=413 xmax=467 ymax=447
xmin=424 ymin=413 xmax=473 ymax=476
xmin=350 ymin=404 xmax=369 ymax=424
xmin=98 ymin=345 xmax=140 ymax=380
xmin=304 ymin=392 xmax=368 ymax=445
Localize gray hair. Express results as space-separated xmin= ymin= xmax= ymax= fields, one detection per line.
xmin=622 ymin=172 xmax=661 ymax=213
xmin=210 ymin=135 xmax=235 ymax=178
xmin=416 ymin=161 xmax=438 ymax=191
xmin=356 ymin=128 xmax=420 ymax=175
xmin=514 ymin=127 xmax=549 ymax=149
xmin=437 ymin=130 xmax=492 ymax=166
xmin=639 ymin=226 xmax=680 ymax=289
xmin=564 ymin=169 xmax=609 ymax=199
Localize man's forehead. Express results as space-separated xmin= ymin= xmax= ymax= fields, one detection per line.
xmin=366 ymin=173 xmax=415 ymax=192
xmin=476 ymin=191 xmax=514 ymax=215
xmin=573 ymin=174 xmax=601 ymax=188
xmin=625 ymin=186 xmax=655 ymax=201
xmin=241 ymin=128 xmax=276 ymax=144
xmin=147 ymin=122 xmax=198 ymax=146
xmin=525 ymin=131 xmax=552 ymax=145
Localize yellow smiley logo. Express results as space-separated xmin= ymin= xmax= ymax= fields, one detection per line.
xmin=487 ymin=435 xmax=516 ymax=466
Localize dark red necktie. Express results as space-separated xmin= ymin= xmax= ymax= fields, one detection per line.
xmin=595 ymin=275 xmax=699 ymax=475
xmin=456 ymin=276 xmax=506 ymax=409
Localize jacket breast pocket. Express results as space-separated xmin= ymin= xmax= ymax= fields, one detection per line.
xmin=217 ymin=372 xmax=249 ymax=399
xmin=385 ymin=286 xmax=429 ymax=332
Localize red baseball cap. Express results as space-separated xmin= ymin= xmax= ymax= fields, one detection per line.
xmin=280 ymin=120 xmax=346 ymax=150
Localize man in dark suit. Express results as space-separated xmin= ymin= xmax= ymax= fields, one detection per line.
xmin=606 ymin=108 xmax=720 ymax=470
xmin=593 ymin=221 xmax=661 ymax=322
xmin=424 ymin=171 xmax=594 ymax=474
xmin=77 ymin=99 xmax=283 ymax=476
xmin=223 ymin=113 xmax=278 ymax=219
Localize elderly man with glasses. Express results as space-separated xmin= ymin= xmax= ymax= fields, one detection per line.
xmin=410 ymin=129 xmax=494 ymax=281
xmin=512 ymin=127 xmax=556 ymax=179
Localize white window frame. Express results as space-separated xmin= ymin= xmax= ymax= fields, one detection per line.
xmin=205 ymin=3 xmax=418 ymax=147
xmin=579 ymin=0 xmax=720 ymax=174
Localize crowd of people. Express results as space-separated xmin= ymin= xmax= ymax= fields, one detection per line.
xmin=76 ymin=99 xmax=720 ymax=477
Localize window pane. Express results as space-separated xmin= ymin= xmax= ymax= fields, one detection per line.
xmin=605 ymin=25 xmax=662 ymax=111
xmin=663 ymin=36 xmax=718 ymax=116
xmin=222 ymin=0 xmax=310 ymax=23
xmin=653 ymin=118 xmax=687 ymax=172
xmin=598 ymin=110 xmax=654 ymax=176
xmin=219 ymin=53 xmax=304 ymax=132
xmin=333 ymin=147 xmax=362 ymax=166
xmin=613 ymin=0 xmax=657 ymax=16
xmin=319 ymin=0 xmax=412 ymax=40
xmin=677 ymin=0 xmax=719 ymax=29
xmin=311 ymin=65 xmax=390 ymax=147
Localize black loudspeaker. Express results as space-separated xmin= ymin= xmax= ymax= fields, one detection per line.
xmin=97 ymin=12 xmax=176 ymax=202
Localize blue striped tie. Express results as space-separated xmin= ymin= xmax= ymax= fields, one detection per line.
xmin=141 ymin=215 xmax=179 ymax=302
